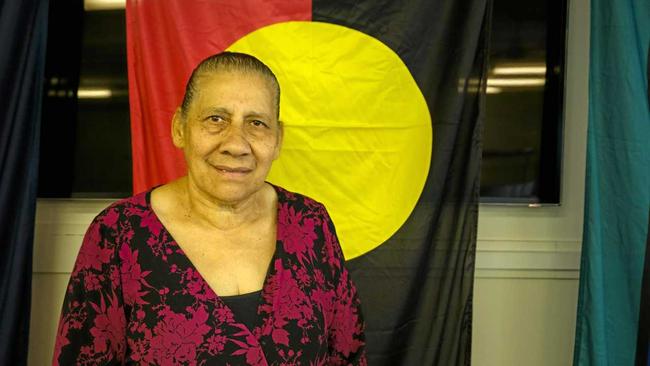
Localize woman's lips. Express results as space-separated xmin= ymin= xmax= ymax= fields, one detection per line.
xmin=211 ymin=164 xmax=253 ymax=176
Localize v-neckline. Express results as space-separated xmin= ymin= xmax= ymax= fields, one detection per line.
xmin=145 ymin=182 xmax=283 ymax=329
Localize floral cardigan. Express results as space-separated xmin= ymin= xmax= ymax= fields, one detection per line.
xmin=53 ymin=185 xmax=366 ymax=365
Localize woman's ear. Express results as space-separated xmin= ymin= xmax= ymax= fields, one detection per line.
xmin=273 ymin=120 xmax=284 ymax=160
xmin=171 ymin=108 xmax=186 ymax=148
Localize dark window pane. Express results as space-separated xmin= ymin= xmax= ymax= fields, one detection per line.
xmin=480 ymin=0 xmax=566 ymax=204
xmin=39 ymin=1 xmax=131 ymax=198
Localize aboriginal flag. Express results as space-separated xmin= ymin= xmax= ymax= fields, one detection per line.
xmin=126 ymin=1 xmax=488 ymax=364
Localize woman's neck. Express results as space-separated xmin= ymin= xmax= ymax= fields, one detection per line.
xmin=178 ymin=177 xmax=271 ymax=232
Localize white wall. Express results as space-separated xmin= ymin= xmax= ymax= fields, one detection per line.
xmin=27 ymin=0 xmax=589 ymax=364
xmin=472 ymin=0 xmax=589 ymax=364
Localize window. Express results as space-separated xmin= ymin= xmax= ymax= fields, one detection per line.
xmin=480 ymin=0 xmax=567 ymax=204
xmin=39 ymin=0 xmax=131 ymax=198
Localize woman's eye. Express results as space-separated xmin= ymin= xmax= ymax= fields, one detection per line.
xmin=251 ymin=120 xmax=268 ymax=128
xmin=208 ymin=115 xmax=224 ymax=123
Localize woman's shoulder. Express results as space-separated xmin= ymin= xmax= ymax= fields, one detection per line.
xmin=88 ymin=190 xmax=153 ymax=231
xmin=273 ymin=184 xmax=346 ymax=273
xmin=272 ymin=183 xmax=329 ymax=216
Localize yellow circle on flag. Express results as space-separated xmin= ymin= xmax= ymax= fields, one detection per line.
xmin=227 ymin=21 xmax=431 ymax=259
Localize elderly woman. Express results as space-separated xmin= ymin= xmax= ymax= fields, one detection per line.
xmin=53 ymin=52 xmax=366 ymax=365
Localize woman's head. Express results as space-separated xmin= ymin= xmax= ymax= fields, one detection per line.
xmin=180 ymin=52 xmax=280 ymax=119
xmin=172 ymin=52 xmax=283 ymax=204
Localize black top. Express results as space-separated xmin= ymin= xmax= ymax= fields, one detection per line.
xmin=220 ymin=290 xmax=263 ymax=332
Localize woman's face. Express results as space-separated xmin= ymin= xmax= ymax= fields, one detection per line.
xmin=172 ymin=69 xmax=282 ymax=204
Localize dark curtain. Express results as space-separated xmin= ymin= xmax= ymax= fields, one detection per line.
xmin=0 ymin=0 xmax=49 ymax=364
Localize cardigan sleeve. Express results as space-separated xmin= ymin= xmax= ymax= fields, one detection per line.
xmin=52 ymin=210 xmax=127 ymax=365
xmin=320 ymin=206 xmax=367 ymax=366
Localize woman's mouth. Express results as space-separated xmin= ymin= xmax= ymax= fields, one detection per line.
xmin=211 ymin=164 xmax=253 ymax=176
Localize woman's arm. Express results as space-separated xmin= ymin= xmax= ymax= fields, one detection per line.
xmin=320 ymin=207 xmax=367 ymax=366
xmin=52 ymin=209 xmax=126 ymax=365
xmin=328 ymin=267 xmax=367 ymax=365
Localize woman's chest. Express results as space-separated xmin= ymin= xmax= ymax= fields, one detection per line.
xmin=169 ymin=221 xmax=277 ymax=296
xmin=119 ymin=236 xmax=332 ymax=365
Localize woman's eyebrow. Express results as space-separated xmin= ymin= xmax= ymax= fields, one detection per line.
xmin=200 ymin=107 xmax=273 ymax=120
xmin=202 ymin=107 xmax=231 ymax=116
xmin=244 ymin=110 xmax=272 ymax=119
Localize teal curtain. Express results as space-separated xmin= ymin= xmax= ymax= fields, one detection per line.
xmin=573 ymin=1 xmax=650 ymax=365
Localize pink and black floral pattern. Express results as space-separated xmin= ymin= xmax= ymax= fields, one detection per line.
xmin=53 ymin=185 xmax=366 ymax=365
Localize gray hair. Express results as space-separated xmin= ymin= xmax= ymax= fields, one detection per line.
xmin=180 ymin=51 xmax=280 ymax=118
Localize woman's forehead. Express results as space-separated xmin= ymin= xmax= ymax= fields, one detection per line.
xmin=197 ymin=69 xmax=276 ymax=92
xmin=192 ymin=70 xmax=278 ymax=111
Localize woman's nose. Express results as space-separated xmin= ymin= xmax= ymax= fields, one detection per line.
xmin=219 ymin=122 xmax=251 ymax=157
